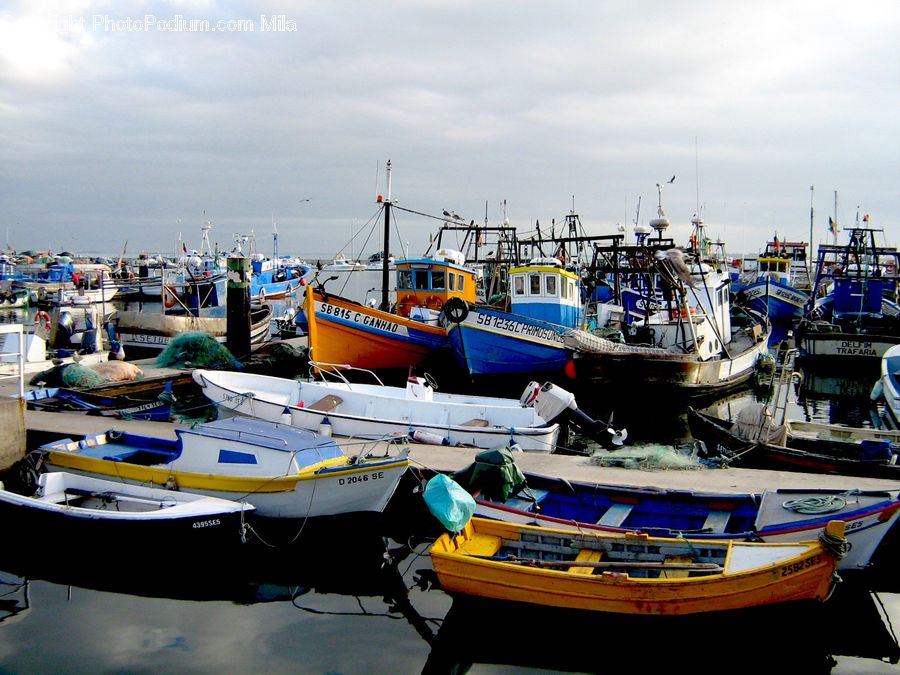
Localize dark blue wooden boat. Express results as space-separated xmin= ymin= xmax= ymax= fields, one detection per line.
xmin=449 ymin=448 xmax=900 ymax=572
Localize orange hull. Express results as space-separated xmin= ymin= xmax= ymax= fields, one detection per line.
xmin=310 ymin=292 xmax=447 ymax=370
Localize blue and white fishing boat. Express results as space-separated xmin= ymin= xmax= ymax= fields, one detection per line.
xmin=733 ymin=236 xmax=812 ymax=320
xmin=797 ymin=224 xmax=900 ymax=362
xmin=441 ymin=256 xmax=583 ymax=379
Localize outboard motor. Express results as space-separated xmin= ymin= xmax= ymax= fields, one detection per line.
xmin=51 ymin=311 xmax=75 ymax=348
xmin=521 ymin=381 xmax=628 ymax=448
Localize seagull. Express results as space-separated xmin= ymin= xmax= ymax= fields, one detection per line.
xmin=668 ymin=175 xmax=676 ymax=184
xmin=442 ymin=210 xmax=451 ymax=217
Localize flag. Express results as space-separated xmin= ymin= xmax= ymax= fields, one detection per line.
xmin=828 ymin=216 xmax=838 ymax=235
xmin=863 ymin=214 xmax=870 ymax=222
xmin=182 ymin=241 xmax=188 ymax=253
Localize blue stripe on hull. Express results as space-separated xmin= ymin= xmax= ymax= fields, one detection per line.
xmin=448 ymin=323 xmax=570 ymax=375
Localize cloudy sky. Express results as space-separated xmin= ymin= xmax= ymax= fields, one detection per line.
xmin=1 ymin=1 xmax=897 ymax=259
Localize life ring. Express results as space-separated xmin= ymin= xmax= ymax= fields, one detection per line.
xmin=424 ymin=295 xmax=443 ymax=310
xmin=34 ymin=310 xmax=52 ymax=333
xmin=441 ymin=297 xmax=469 ymax=324
xmin=397 ymin=293 xmax=417 ymax=317
xmin=127 ymin=271 xmax=135 ymax=280
xmin=162 ymin=285 xmax=177 ymax=308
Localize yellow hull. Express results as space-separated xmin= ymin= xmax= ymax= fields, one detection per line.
xmin=430 ymin=518 xmax=841 ymax=616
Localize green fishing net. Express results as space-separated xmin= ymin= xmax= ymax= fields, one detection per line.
xmin=155 ymin=331 xmax=240 ymax=369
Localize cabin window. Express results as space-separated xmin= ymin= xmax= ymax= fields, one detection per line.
xmin=218 ymin=449 xmax=258 ymax=465
xmin=398 ymin=270 xmax=412 ymax=289
xmin=431 ymin=271 xmax=446 ymax=290
xmin=415 ymin=272 xmax=429 ymax=290
xmin=545 ymin=274 xmax=557 ymax=296
xmin=457 ymin=274 xmax=464 ymax=292
xmin=449 ymin=273 xmax=455 ymax=291
xmin=514 ymin=275 xmax=525 ymax=296
xmin=568 ymin=280 xmax=576 ymax=300
xmin=529 ymin=273 xmax=541 ymax=295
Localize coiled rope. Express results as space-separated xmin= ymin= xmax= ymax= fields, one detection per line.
xmin=782 ymin=489 xmax=861 ymax=515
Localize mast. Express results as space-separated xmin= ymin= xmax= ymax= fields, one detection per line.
xmin=380 ymin=159 xmax=392 ymax=311
xmin=808 ymin=185 xmax=814 ymax=277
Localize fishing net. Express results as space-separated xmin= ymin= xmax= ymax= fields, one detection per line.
xmin=155 ymin=332 xmax=240 ymax=370
xmin=590 ymin=443 xmax=705 ymax=470
xmin=59 ymin=364 xmax=106 ymax=388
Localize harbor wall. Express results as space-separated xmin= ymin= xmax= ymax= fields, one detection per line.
xmin=0 ymin=397 xmax=25 ymax=469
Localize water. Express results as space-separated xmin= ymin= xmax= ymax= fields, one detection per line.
xmin=1 ymin=298 xmax=899 ymax=672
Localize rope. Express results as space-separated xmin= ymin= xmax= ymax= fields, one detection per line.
xmin=818 ymin=528 xmax=851 ymax=561
xmin=782 ymin=489 xmax=861 ymax=514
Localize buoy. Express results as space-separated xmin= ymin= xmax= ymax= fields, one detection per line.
xmin=34 ymin=310 xmax=52 ymax=333
xmin=411 ymin=429 xmax=450 ymax=446
xmin=318 ymin=417 xmax=333 ymax=437
xmin=871 ymin=379 xmax=884 ymax=402
xmin=162 ymin=285 xmax=177 ymax=308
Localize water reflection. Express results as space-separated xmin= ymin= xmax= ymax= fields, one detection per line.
xmin=0 ymin=522 xmax=897 ymax=674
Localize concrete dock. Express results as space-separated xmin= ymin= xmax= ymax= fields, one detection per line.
xmin=23 ymin=388 xmax=900 ymax=494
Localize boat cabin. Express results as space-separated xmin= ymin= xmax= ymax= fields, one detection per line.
xmin=394 ymin=249 xmax=477 ymax=316
xmin=508 ymin=258 xmax=582 ymax=327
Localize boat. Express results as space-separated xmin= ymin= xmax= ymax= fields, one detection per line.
xmin=441 ymin=255 xmax=584 ymax=379
xmin=872 ymin=343 xmax=900 ymax=429
xmin=796 ymin=224 xmax=900 ymax=362
xmin=732 ymin=235 xmax=812 ymax=320
xmin=0 ymin=471 xmax=253 ymax=548
xmin=11 ymin=263 xmax=119 ymax=306
xmin=111 ymin=267 xmax=273 ymax=358
xmin=191 ymin=365 xmax=620 ymax=453
xmin=0 ymin=306 xmax=113 ymax=376
xmin=32 ymin=415 xmax=411 ymax=519
xmin=231 ymin=230 xmax=310 ymax=301
xmin=429 ymin=516 xmax=848 ymax=615
xmin=22 ymin=373 xmax=193 ymax=422
xmin=0 ymin=288 xmax=29 ymax=310
xmin=304 ymin=165 xmax=477 ymax=372
xmin=562 ymin=215 xmax=771 ymax=401
xmin=451 ymin=448 xmax=900 ymax=572
xmin=687 ymin=405 xmax=900 ymax=480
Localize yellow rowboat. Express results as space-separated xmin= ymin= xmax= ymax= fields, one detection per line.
xmin=430 ymin=517 xmax=847 ymax=616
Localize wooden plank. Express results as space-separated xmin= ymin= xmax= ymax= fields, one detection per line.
xmin=459 ymin=418 xmax=490 ymax=427
xmin=703 ymin=510 xmax=731 ymax=533
xmin=661 ymin=555 xmax=694 ymax=578
xmin=597 ymin=502 xmax=632 ymax=527
xmin=568 ymin=549 xmax=602 ymax=574
xmin=307 ymin=394 xmax=343 ymax=412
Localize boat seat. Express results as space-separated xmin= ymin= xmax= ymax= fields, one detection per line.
xmin=460 ymin=418 xmax=490 ymax=427
xmin=500 ymin=488 xmax=549 ymax=512
xmin=307 ymin=394 xmax=343 ymax=413
xmin=703 ymin=510 xmax=731 ymax=533
xmin=568 ymin=548 xmax=602 ymax=574
xmin=661 ymin=555 xmax=694 ymax=578
xmin=597 ymin=503 xmax=633 ymax=527
xmin=460 ymin=534 xmax=502 ymax=558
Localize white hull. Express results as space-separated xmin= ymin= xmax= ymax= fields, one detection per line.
xmin=193 ymin=369 xmax=560 ymax=453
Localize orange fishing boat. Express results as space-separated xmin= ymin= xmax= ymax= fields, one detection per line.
xmin=430 ymin=517 xmax=847 ymax=616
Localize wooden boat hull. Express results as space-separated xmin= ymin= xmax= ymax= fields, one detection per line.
xmin=0 ymin=472 xmax=251 ymax=549
xmin=445 ymin=307 xmax=571 ymax=377
xmin=570 ymin=333 xmax=769 ymax=400
xmin=40 ymin=450 xmax=409 ymax=519
xmin=430 ymin=518 xmax=841 ymax=615
xmin=799 ymin=330 xmax=900 ymax=361
xmin=36 ymin=417 xmax=411 ymax=519
xmin=738 ymin=281 xmax=808 ymax=320
xmin=192 ymin=369 xmax=560 ymax=452
xmin=469 ymin=471 xmax=900 ymax=571
xmin=310 ymin=293 xmax=447 ymax=370
xmin=112 ymin=304 xmax=272 ymax=355
xmin=687 ymin=408 xmax=900 ymax=480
